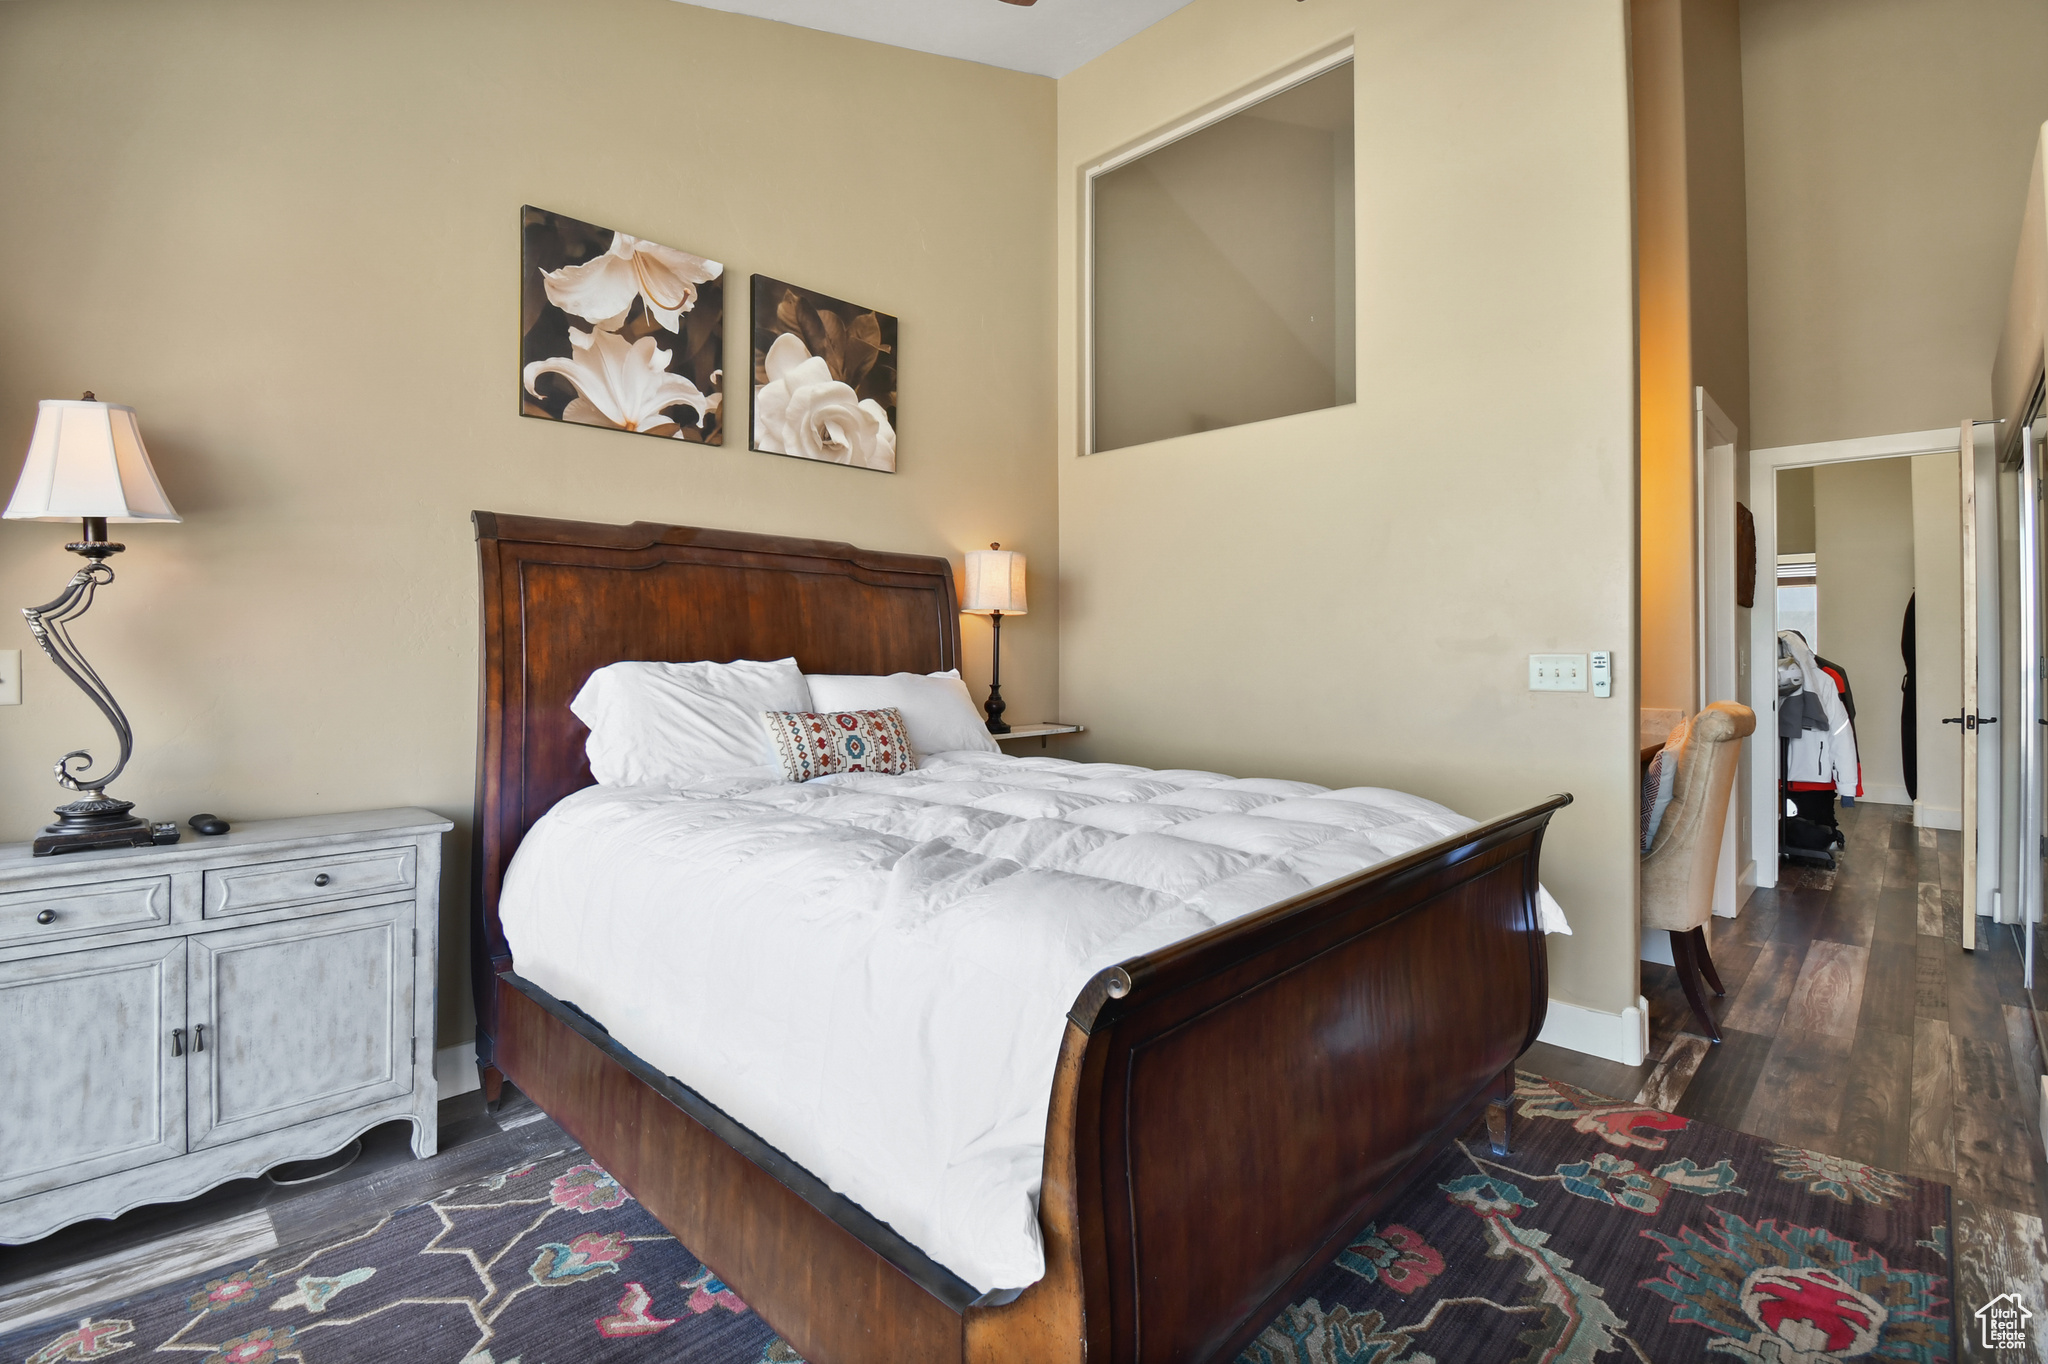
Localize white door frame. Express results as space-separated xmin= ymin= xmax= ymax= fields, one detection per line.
xmin=1698 ymin=390 xmax=1742 ymax=917
xmin=1747 ymin=426 xmax=1963 ymax=889
xmin=1645 ymin=388 xmax=1743 ymax=967
xmin=1960 ymin=419 xmax=2004 ymax=950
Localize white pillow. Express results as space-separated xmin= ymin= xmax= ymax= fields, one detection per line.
xmin=571 ymin=658 xmax=813 ymax=785
xmin=804 ymin=670 xmax=1001 ymax=758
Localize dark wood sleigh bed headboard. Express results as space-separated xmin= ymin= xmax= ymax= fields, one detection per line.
xmin=469 ymin=512 xmax=961 ymax=1082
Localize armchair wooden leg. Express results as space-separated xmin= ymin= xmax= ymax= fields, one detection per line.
xmin=1484 ymin=1065 xmax=1515 ymax=1156
xmin=1669 ymin=929 xmax=1723 ymax=1044
xmin=1692 ymin=927 xmax=1726 ymax=997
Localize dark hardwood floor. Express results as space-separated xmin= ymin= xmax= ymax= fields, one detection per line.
xmin=1528 ymin=797 xmax=2048 ymax=1226
xmin=0 ymin=1086 xmax=573 ymax=1334
xmin=1527 ymin=798 xmax=2048 ymax=1359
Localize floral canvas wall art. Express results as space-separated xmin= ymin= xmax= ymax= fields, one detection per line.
xmin=521 ymin=206 xmax=725 ymax=444
xmin=751 ymin=275 xmax=897 ymax=472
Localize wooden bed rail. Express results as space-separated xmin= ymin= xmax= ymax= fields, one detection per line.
xmin=494 ymin=795 xmax=1568 ymax=1364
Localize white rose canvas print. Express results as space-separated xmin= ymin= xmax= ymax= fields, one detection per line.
xmin=521 ymin=206 xmax=725 ymax=444
xmin=750 ymin=275 xmax=898 ymax=473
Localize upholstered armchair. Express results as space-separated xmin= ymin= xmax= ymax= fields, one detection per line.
xmin=1642 ymin=700 xmax=1757 ymax=1043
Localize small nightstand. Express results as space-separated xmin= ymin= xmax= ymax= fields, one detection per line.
xmin=0 ymin=807 xmax=451 ymax=1244
xmin=994 ymin=723 xmax=1084 ymax=750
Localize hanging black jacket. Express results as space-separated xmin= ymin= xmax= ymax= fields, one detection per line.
xmin=1900 ymin=594 xmax=1917 ymax=801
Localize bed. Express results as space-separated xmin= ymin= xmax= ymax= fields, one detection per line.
xmin=470 ymin=512 xmax=1570 ymax=1364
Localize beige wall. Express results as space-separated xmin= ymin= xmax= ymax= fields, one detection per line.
xmin=1093 ymin=78 xmax=1350 ymax=452
xmin=1057 ymin=0 xmax=1642 ymax=1016
xmin=1777 ymin=465 xmax=1815 ymax=554
xmin=1683 ymin=0 xmax=1751 ymax=442
xmin=0 ymin=0 xmax=1058 ymax=1047
xmin=1743 ymin=0 xmax=2048 ymax=449
xmin=1812 ymin=458 xmax=1914 ymax=801
xmin=1634 ymin=0 xmax=1696 ymax=715
xmin=1911 ymin=451 xmax=1963 ymax=826
xmin=1635 ymin=0 xmax=1749 ymax=716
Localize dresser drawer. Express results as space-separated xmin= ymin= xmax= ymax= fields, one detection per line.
xmin=203 ymin=846 xmax=415 ymax=919
xmin=0 ymin=876 xmax=171 ymax=942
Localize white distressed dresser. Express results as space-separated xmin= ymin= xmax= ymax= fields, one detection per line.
xmin=0 ymin=808 xmax=451 ymax=1244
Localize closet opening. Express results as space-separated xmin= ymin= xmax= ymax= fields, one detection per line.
xmin=1765 ymin=455 xmax=1966 ymax=877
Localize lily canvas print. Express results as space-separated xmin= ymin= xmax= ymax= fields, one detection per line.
xmin=521 ymin=206 xmax=725 ymax=443
xmin=751 ymin=275 xmax=898 ymax=472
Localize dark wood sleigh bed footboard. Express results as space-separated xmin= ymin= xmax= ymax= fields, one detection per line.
xmin=1048 ymin=795 xmax=1564 ymax=1364
xmin=471 ymin=513 xmax=1570 ymax=1364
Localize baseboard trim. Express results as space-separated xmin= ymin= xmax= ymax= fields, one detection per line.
xmin=1858 ymin=788 xmax=1912 ymax=807
xmin=436 ymin=1042 xmax=480 ymax=1098
xmin=1914 ymin=803 xmax=1962 ymax=832
xmin=1640 ymin=931 xmax=1674 ymax=967
xmin=1538 ymin=994 xmax=1649 ymax=1066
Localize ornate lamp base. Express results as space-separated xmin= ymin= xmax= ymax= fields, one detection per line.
xmin=34 ymin=794 xmax=179 ymax=857
xmin=20 ymin=521 xmax=181 ymax=857
xmin=983 ymin=609 xmax=1011 ymax=734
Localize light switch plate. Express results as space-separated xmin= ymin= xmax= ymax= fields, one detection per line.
xmin=0 ymin=649 xmax=18 ymax=705
xmin=1529 ymin=653 xmax=1588 ymax=692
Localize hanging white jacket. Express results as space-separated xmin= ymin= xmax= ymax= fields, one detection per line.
xmin=1780 ymin=632 xmax=1859 ymax=797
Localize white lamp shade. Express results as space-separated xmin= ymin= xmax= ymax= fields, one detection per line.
xmin=962 ymin=548 xmax=1026 ymax=615
xmin=4 ymin=399 xmax=180 ymax=523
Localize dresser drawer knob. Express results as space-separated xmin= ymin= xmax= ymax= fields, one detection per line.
xmin=314 ymin=873 xmax=331 ymax=887
xmin=35 ymin=909 xmax=56 ymax=925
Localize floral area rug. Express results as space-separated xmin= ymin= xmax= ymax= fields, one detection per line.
xmin=2 ymin=1073 xmax=1950 ymax=1364
xmin=1243 ymin=1073 xmax=1952 ymax=1364
xmin=0 ymin=1150 xmax=797 ymax=1364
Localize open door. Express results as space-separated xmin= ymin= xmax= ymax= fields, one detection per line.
xmin=1961 ymin=419 xmax=1978 ymax=952
xmin=1959 ymin=419 xmax=2004 ymax=951
xmin=2019 ymin=419 xmax=2045 ymax=984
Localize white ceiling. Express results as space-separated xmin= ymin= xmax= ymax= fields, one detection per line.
xmin=674 ymin=0 xmax=1198 ymax=79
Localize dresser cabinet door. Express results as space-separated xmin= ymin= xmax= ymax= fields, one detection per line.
xmin=0 ymin=939 xmax=187 ymax=1202
xmin=186 ymin=902 xmax=415 ymax=1151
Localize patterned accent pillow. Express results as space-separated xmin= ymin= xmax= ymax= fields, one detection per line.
xmin=762 ymin=708 xmax=915 ymax=782
xmin=1641 ymin=748 xmax=1675 ymax=854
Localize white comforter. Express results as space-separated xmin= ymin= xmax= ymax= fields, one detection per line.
xmin=499 ymin=751 xmax=1568 ymax=1294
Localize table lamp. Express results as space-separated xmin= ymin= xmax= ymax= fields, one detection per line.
xmin=962 ymin=544 xmax=1026 ymax=734
xmin=4 ymin=394 xmax=183 ymax=854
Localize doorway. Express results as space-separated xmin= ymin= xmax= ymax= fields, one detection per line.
xmin=1746 ymin=428 xmax=1977 ymax=893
